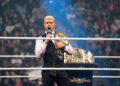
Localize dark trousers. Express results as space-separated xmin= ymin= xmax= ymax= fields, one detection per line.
xmin=42 ymin=71 xmax=70 ymax=86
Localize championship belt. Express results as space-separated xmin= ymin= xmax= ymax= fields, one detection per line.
xmin=64 ymin=48 xmax=94 ymax=63
xmin=50 ymin=64 xmax=57 ymax=76
xmin=55 ymin=31 xmax=69 ymax=59
xmin=50 ymin=31 xmax=69 ymax=76
xmin=64 ymin=48 xmax=85 ymax=63
xmin=55 ymin=31 xmax=69 ymax=46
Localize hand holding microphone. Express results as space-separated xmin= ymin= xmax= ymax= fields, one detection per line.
xmin=47 ymin=27 xmax=52 ymax=34
xmin=44 ymin=27 xmax=52 ymax=44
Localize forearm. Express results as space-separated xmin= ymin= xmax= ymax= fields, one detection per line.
xmin=55 ymin=40 xmax=73 ymax=54
xmin=64 ymin=44 xmax=73 ymax=54
xmin=35 ymin=37 xmax=47 ymax=58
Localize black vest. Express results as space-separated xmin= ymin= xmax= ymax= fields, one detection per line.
xmin=42 ymin=34 xmax=64 ymax=67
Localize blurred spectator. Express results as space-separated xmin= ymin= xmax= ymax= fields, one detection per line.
xmin=15 ymin=78 xmax=22 ymax=86
xmin=11 ymin=57 xmax=22 ymax=67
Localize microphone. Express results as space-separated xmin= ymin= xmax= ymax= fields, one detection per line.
xmin=47 ymin=27 xmax=55 ymax=43
xmin=47 ymin=27 xmax=52 ymax=34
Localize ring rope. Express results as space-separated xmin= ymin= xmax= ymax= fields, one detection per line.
xmin=0 ymin=55 xmax=36 ymax=58
xmin=0 ymin=37 xmax=120 ymax=40
xmin=0 ymin=68 xmax=120 ymax=71
xmin=0 ymin=55 xmax=120 ymax=58
xmin=94 ymin=56 xmax=120 ymax=58
xmin=93 ymin=76 xmax=120 ymax=78
xmin=0 ymin=75 xmax=120 ymax=78
xmin=0 ymin=37 xmax=119 ymax=79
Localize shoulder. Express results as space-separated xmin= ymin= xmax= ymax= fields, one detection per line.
xmin=55 ymin=31 xmax=68 ymax=38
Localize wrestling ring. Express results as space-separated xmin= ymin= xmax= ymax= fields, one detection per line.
xmin=0 ymin=37 xmax=120 ymax=79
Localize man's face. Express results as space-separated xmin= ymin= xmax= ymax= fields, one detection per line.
xmin=44 ymin=19 xmax=55 ymax=31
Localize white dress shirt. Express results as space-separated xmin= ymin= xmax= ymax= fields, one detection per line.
xmin=35 ymin=31 xmax=73 ymax=58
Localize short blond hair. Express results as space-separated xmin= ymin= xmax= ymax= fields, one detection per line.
xmin=44 ymin=16 xmax=55 ymax=21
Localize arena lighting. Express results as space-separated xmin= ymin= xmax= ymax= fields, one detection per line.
xmin=49 ymin=0 xmax=53 ymax=3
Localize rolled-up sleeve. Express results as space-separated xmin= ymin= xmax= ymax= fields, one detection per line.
xmin=35 ymin=37 xmax=47 ymax=58
xmin=64 ymin=44 xmax=73 ymax=55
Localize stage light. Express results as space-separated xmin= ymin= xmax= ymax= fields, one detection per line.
xmin=49 ymin=0 xmax=53 ymax=3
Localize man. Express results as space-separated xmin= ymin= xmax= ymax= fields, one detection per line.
xmin=35 ymin=16 xmax=73 ymax=86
